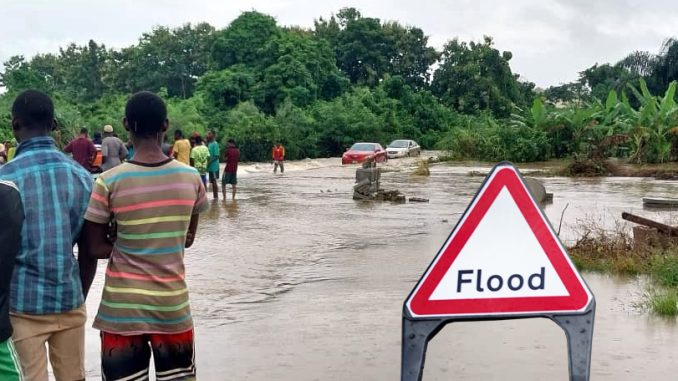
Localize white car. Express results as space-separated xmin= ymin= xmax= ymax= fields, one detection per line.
xmin=386 ymin=140 xmax=421 ymax=158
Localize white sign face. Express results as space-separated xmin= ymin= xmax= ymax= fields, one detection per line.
xmin=406 ymin=163 xmax=592 ymax=318
xmin=429 ymin=187 xmax=569 ymax=300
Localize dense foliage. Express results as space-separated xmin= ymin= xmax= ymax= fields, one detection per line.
xmin=2 ymin=8 xmax=678 ymax=164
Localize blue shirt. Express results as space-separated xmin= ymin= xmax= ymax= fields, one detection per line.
xmin=0 ymin=137 xmax=93 ymax=314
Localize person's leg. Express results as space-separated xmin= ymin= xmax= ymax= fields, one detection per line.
xmin=200 ymin=174 xmax=207 ymax=188
xmin=150 ymin=330 xmax=196 ymax=380
xmin=0 ymin=339 xmax=24 ymax=381
xmin=209 ymin=171 xmax=218 ymax=199
xmin=280 ymin=161 xmax=284 ymax=173
xmin=9 ymin=314 xmax=51 ymax=381
xmin=232 ymin=184 xmax=237 ymax=200
xmin=273 ymin=162 xmax=278 ymax=174
xmin=101 ymin=332 xmax=151 ymax=381
xmin=47 ymin=305 xmax=87 ymax=381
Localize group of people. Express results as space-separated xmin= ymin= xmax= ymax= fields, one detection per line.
xmin=59 ymin=121 xmax=249 ymax=202
xmin=170 ymin=130 xmax=241 ymax=200
xmin=63 ymin=125 xmax=130 ymax=174
xmin=0 ymin=89 xmax=208 ymax=381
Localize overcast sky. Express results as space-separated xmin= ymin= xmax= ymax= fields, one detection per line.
xmin=2 ymin=0 xmax=678 ymax=88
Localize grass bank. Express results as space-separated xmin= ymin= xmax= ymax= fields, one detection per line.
xmin=568 ymin=226 xmax=678 ymax=316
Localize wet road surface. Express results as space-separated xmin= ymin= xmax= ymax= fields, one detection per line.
xmin=79 ymin=156 xmax=678 ymax=380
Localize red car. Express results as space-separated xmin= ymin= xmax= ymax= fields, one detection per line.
xmin=342 ymin=142 xmax=388 ymax=165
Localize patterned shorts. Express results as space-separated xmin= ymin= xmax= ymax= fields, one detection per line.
xmin=100 ymin=330 xmax=195 ymax=381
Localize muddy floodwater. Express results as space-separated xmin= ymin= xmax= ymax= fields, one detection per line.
xmin=79 ymin=155 xmax=678 ymax=380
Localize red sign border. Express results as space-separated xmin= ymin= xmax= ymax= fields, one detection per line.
xmin=406 ymin=164 xmax=592 ymax=318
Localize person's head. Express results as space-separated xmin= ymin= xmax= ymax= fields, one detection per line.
xmin=174 ymin=129 xmax=183 ymax=140
xmin=207 ymin=130 xmax=215 ymax=142
xmin=103 ymin=124 xmax=114 ymax=137
xmin=11 ymin=89 xmax=56 ymax=142
xmin=123 ymin=91 xmax=168 ymax=145
xmin=228 ymin=138 xmax=236 ymax=147
xmin=79 ymin=127 xmax=88 ymax=137
xmin=93 ymin=131 xmax=102 ymax=143
xmin=194 ymin=135 xmax=203 ymax=145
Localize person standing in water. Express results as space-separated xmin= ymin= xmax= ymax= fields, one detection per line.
xmin=222 ymin=139 xmax=240 ymax=200
xmin=190 ymin=135 xmax=209 ymax=187
xmin=81 ymin=91 xmax=207 ymax=381
xmin=0 ymin=90 xmax=95 ymax=381
xmin=272 ymin=142 xmax=285 ymax=174
xmin=206 ymin=130 xmax=220 ymax=199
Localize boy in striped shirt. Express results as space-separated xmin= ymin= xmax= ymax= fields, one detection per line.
xmin=81 ymin=91 xmax=207 ymax=380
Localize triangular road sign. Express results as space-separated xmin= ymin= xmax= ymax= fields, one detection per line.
xmin=406 ymin=162 xmax=592 ymax=318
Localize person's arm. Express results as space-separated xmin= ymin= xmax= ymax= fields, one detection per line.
xmin=185 ymin=214 xmax=199 ymax=248
xmin=81 ymin=221 xmax=113 ymax=259
xmin=64 ymin=140 xmax=73 ymax=153
xmin=119 ymin=142 xmax=129 ymax=161
xmin=187 ymin=177 xmax=209 ymax=248
xmin=76 ymin=232 xmax=100 ymax=300
xmin=173 ymin=142 xmax=180 ymax=159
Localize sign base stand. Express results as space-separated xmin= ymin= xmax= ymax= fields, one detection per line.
xmin=401 ymin=299 xmax=596 ymax=381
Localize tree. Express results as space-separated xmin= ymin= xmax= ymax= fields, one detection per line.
xmin=109 ymin=23 xmax=215 ymax=98
xmin=254 ymin=29 xmax=348 ymax=112
xmin=57 ymin=40 xmax=108 ymax=101
xmin=382 ymin=22 xmax=439 ymax=89
xmin=0 ymin=56 xmax=51 ymax=92
xmin=211 ymin=12 xmax=279 ymax=69
xmin=197 ymin=66 xmax=256 ymax=110
xmin=432 ymin=37 xmax=529 ymax=117
xmin=579 ymin=63 xmax=638 ymax=102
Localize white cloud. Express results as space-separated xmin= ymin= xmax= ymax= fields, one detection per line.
xmin=0 ymin=0 xmax=677 ymax=87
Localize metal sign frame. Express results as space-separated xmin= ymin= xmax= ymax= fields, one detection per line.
xmin=401 ymin=162 xmax=595 ymax=381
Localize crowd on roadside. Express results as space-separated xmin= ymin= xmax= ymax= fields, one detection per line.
xmin=0 ymin=89 xmax=289 ymax=381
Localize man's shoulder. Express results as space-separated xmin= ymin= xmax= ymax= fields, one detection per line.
xmin=0 ymin=180 xmax=19 ymax=196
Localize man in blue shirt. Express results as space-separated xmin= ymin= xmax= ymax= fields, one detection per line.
xmin=0 ymin=90 xmax=96 ymax=381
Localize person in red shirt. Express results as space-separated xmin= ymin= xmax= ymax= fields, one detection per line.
xmin=64 ymin=127 xmax=97 ymax=172
xmin=222 ymin=139 xmax=240 ymax=200
xmin=272 ymin=143 xmax=285 ymax=174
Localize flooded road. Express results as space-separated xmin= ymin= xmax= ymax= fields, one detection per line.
xmin=81 ymin=156 xmax=678 ymax=380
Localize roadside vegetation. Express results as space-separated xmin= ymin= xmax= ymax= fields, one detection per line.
xmin=2 ymin=8 xmax=678 ymax=166
xmin=568 ymin=224 xmax=678 ymax=316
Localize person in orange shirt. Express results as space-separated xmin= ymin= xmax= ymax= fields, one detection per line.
xmin=272 ymin=143 xmax=285 ymax=174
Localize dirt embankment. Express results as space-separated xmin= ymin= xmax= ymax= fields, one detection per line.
xmin=563 ymin=158 xmax=678 ymax=179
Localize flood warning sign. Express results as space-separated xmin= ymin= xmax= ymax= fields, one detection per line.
xmin=406 ymin=163 xmax=592 ymax=318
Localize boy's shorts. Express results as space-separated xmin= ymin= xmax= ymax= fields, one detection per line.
xmin=0 ymin=338 xmax=24 ymax=381
xmin=101 ymin=330 xmax=195 ymax=380
xmin=208 ymin=170 xmax=219 ymax=181
xmin=222 ymin=172 xmax=237 ymax=185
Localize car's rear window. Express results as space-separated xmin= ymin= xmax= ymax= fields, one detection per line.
xmin=351 ymin=143 xmax=376 ymax=151
xmin=388 ymin=140 xmax=409 ymax=148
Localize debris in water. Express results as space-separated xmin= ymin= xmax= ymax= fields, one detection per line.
xmin=409 ymin=197 xmax=429 ymax=203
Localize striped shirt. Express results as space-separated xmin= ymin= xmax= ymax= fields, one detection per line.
xmin=0 ymin=137 xmax=92 ymax=314
xmin=85 ymin=158 xmax=208 ymax=334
